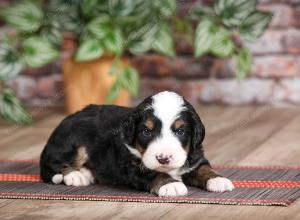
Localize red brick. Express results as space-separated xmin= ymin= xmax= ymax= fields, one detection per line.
xmin=273 ymin=78 xmax=300 ymax=104
xmin=139 ymin=77 xmax=182 ymax=99
xmin=292 ymin=6 xmax=300 ymax=27
xmin=259 ymin=0 xmax=300 ymax=4
xmin=282 ymin=29 xmax=300 ymax=54
xmin=252 ymin=55 xmax=300 ymax=78
xmin=174 ymin=34 xmax=193 ymax=55
xmin=198 ymin=79 xmax=275 ymax=105
xmin=139 ymin=77 xmax=300 ymax=105
xmin=23 ymin=64 xmax=57 ymax=77
xmin=245 ymin=30 xmax=285 ymax=55
xmin=196 ymin=77 xmax=300 ymax=105
xmin=7 ymin=76 xmax=37 ymax=100
xmin=259 ymin=4 xmax=295 ymax=28
xmin=130 ymin=55 xmax=215 ymax=79
xmin=36 ymin=74 xmax=63 ymax=98
xmin=137 ymin=77 xmax=202 ymax=104
xmin=246 ymin=29 xmax=300 ymax=55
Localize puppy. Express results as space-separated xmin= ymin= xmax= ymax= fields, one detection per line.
xmin=40 ymin=91 xmax=234 ymax=196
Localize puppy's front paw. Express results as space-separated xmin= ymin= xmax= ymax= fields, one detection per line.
xmin=206 ymin=177 xmax=234 ymax=192
xmin=63 ymin=171 xmax=91 ymax=186
xmin=80 ymin=167 xmax=95 ymax=184
xmin=158 ymin=182 xmax=188 ymax=197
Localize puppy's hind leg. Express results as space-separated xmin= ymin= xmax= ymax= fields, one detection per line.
xmin=40 ymin=143 xmax=66 ymax=184
xmin=62 ymin=146 xmax=95 ymax=187
xmin=40 ymin=144 xmax=94 ymax=186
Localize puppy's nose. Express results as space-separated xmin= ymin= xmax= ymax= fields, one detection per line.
xmin=156 ymin=154 xmax=172 ymax=165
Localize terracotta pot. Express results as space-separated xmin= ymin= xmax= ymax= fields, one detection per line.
xmin=63 ymin=56 xmax=130 ymax=114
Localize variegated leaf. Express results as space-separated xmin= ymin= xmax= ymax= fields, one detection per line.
xmin=0 ymin=45 xmax=23 ymax=80
xmin=152 ymin=24 xmax=176 ymax=57
xmin=194 ymin=20 xmax=215 ymax=57
xmin=0 ymin=1 xmax=43 ymax=32
xmin=240 ymin=11 xmax=273 ymax=42
xmin=23 ymin=36 xmax=59 ymax=68
xmin=75 ymin=38 xmax=104 ymax=62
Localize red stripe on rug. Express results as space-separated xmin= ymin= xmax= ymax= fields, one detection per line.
xmin=0 ymin=174 xmax=299 ymax=188
xmin=212 ymin=165 xmax=300 ymax=170
xmin=233 ymin=180 xmax=300 ymax=188
xmin=0 ymin=174 xmax=41 ymax=182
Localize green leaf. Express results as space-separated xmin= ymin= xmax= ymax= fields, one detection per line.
xmin=119 ymin=67 xmax=139 ymax=96
xmin=105 ymin=80 xmax=121 ymax=104
xmin=22 ymin=36 xmax=59 ymax=68
xmin=152 ymin=24 xmax=176 ymax=57
xmin=128 ymin=21 xmax=160 ymax=55
xmin=0 ymin=45 xmax=23 ymax=81
xmin=103 ymin=28 xmax=124 ymax=55
xmin=41 ymin=26 xmax=63 ymax=46
xmin=87 ymin=16 xmax=111 ymax=39
xmin=75 ymin=38 xmax=104 ymax=62
xmin=189 ymin=5 xmax=217 ymax=22
xmin=154 ymin=0 xmax=176 ymax=16
xmin=214 ymin=0 xmax=258 ymax=27
xmin=46 ymin=0 xmax=81 ymax=34
xmin=0 ymin=88 xmax=32 ymax=125
xmin=211 ymin=28 xmax=234 ymax=58
xmin=194 ymin=20 xmax=215 ymax=57
xmin=0 ymin=1 xmax=43 ymax=32
xmin=235 ymin=48 xmax=252 ymax=80
xmin=108 ymin=0 xmax=135 ymax=16
xmin=239 ymin=11 xmax=273 ymax=42
xmin=109 ymin=57 xmax=122 ymax=75
xmin=80 ymin=0 xmax=99 ymax=17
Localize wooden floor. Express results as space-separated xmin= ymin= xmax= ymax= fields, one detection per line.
xmin=0 ymin=105 xmax=300 ymax=220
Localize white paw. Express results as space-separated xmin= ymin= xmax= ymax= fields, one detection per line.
xmin=52 ymin=174 xmax=63 ymax=184
xmin=63 ymin=170 xmax=91 ymax=186
xmin=158 ymin=182 xmax=188 ymax=197
xmin=206 ymin=177 xmax=234 ymax=192
xmin=80 ymin=167 xmax=95 ymax=184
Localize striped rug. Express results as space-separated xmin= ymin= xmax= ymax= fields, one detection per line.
xmin=0 ymin=160 xmax=299 ymax=206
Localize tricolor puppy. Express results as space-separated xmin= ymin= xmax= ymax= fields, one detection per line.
xmin=40 ymin=91 xmax=234 ymax=196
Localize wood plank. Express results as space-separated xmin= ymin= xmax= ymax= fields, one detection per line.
xmin=153 ymin=202 xmax=300 ymax=220
xmin=0 ymin=200 xmax=175 ymax=220
xmin=202 ymin=106 xmax=258 ymax=147
xmin=0 ymin=106 xmax=63 ymax=127
xmin=0 ymin=107 xmax=64 ymax=142
xmin=205 ymin=107 xmax=298 ymax=164
xmin=240 ymin=114 xmax=300 ymax=166
xmin=0 ymin=114 xmax=65 ymax=158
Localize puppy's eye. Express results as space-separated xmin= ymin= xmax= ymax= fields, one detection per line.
xmin=175 ymin=128 xmax=185 ymax=136
xmin=142 ymin=128 xmax=152 ymax=137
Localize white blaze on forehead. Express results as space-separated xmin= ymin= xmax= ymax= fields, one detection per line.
xmin=151 ymin=91 xmax=186 ymax=124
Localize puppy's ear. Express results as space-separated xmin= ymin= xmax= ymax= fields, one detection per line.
xmin=120 ymin=110 xmax=140 ymax=145
xmin=185 ymin=101 xmax=205 ymax=151
xmin=120 ymin=96 xmax=153 ymax=144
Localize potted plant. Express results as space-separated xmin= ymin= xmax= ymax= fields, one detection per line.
xmin=0 ymin=0 xmax=272 ymax=124
xmin=0 ymin=0 xmax=177 ymax=116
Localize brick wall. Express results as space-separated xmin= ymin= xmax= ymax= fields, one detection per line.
xmin=4 ymin=0 xmax=300 ymax=106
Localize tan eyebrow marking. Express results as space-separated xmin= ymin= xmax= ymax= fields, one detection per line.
xmin=174 ymin=119 xmax=185 ymax=129
xmin=145 ymin=119 xmax=154 ymax=130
